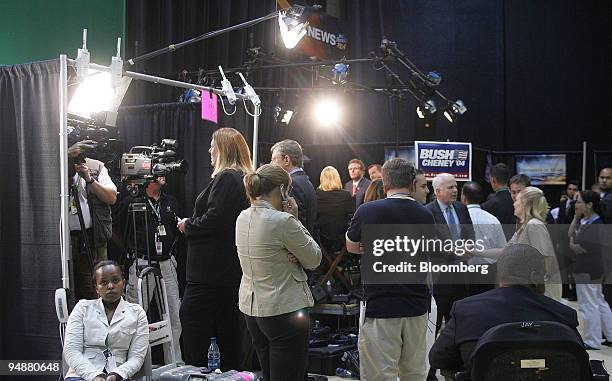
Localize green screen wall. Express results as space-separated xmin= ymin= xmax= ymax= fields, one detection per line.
xmin=1 ymin=0 xmax=125 ymax=66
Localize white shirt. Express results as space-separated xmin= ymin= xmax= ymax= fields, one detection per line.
xmin=467 ymin=204 xmax=507 ymax=264
xmin=69 ymin=165 xmax=116 ymax=231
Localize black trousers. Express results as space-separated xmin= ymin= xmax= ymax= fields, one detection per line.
xmin=244 ymin=309 xmax=310 ymax=381
xmin=179 ymin=283 xmax=241 ymax=370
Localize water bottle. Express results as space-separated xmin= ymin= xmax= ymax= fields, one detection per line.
xmin=335 ymin=367 xmax=354 ymax=378
xmin=208 ymin=337 xmax=221 ymax=370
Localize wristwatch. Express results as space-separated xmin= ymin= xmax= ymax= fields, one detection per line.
xmin=86 ymin=177 xmax=95 ymax=185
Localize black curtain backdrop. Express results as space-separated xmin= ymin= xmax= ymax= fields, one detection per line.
xmin=0 ymin=60 xmax=62 ymax=369
xmin=124 ymin=0 xmax=609 ymax=153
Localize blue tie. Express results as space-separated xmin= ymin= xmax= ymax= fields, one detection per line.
xmin=446 ymin=206 xmax=460 ymax=240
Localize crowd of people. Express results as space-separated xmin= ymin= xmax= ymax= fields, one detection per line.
xmin=63 ymin=129 xmax=612 ymax=381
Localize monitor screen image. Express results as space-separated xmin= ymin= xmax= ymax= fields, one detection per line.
xmin=515 ymin=154 xmax=566 ymax=185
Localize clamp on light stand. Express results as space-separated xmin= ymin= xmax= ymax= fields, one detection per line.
xmin=75 ymin=29 xmax=90 ymax=83
xmin=110 ymin=38 xmax=123 ymax=89
xmin=237 ymin=72 xmax=261 ymax=107
xmin=219 ymin=66 xmax=237 ymax=105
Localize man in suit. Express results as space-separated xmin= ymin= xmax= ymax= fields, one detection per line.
xmin=429 ymin=244 xmax=580 ymax=372
xmin=270 ymin=139 xmax=317 ymax=236
xmin=481 ymin=163 xmax=515 ymax=240
xmin=557 ymin=180 xmax=579 ymax=224
xmin=426 ymin=173 xmax=475 ymax=334
xmin=344 ymin=158 xmax=371 ymax=209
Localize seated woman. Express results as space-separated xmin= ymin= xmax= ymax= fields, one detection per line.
xmin=236 ymin=164 xmax=322 ymax=381
xmin=64 ymin=260 xmax=149 ymax=381
xmin=316 ymin=166 xmax=355 ymax=252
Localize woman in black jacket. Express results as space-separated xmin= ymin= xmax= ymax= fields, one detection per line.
xmin=316 ymin=166 xmax=355 ymax=253
xmin=178 ymin=127 xmax=253 ymax=368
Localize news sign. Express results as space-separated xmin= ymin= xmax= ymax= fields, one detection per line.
xmin=415 ymin=141 xmax=472 ymax=181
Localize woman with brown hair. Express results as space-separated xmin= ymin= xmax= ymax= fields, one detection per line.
xmin=363 ymin=178 xmax=386 ymax=203
xmin=236 ymin=164 xmax=321 ymax=381
xmin=178 ymin=127 xmax=253 ymax=369
xmin=316 ymin=166 xmax=354 ymax=252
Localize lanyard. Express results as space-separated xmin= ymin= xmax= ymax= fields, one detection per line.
xmin=147 ymin=199 xmax=162 ymax=225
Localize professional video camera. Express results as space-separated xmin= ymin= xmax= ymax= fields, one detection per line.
xmin=120 ymin=139 xmax=188 ymax=195
xmin=67 ymin=115 xmax=123 ymax=176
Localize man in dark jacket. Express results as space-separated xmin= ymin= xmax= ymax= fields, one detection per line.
xmin=429 ymin=243 xmax=580 ymax=372
xmin=271 ymin=139 xmax=317 ymax=237
xmin=426 ymin=173 xmax=475 ymax=333
xmin=481 ymin=163 xmax=515 ymax=240
xmin=344 ymin=158 xmax=371 ymax=209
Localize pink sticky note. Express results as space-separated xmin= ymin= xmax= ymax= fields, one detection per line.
xmin=201 ymin=92 xmax=218 ymax=124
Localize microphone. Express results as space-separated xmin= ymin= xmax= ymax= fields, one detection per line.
xmin=237 ymin=72 xmax=261 ymax=107
xmin=218 ymin=66 xmax=237 ymax=105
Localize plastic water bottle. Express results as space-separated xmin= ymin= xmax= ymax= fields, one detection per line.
xmin=335 ymin=367 xmax=354 ymax=378
xmin=208 ymin=337 xmax=221 ymax=370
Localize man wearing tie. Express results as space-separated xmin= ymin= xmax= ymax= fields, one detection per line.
xmin=344 ymin=159 xmax=371 ymax=209
xmin=426 ymin=173 xmax=475 ymax=334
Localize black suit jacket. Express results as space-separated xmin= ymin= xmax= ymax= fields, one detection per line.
xmin=481 ymin=188 xmax=516 ymax=240
xmin=429 ymin=286 xmax=580 ymax=371
xmin=557 ymin=198 xmax=575 ymax=224
xmin=291 ymin=169 xmax=318 ymax=237
xmin=426 ymin=200 xmax=475 ymax=295
xmin=601 ymin=192 xmax=612 ymax=224
xmin=184 ymin=169 xmax=249 ymax=286
xmin=344 ymin=177 xmax=371 ymax=209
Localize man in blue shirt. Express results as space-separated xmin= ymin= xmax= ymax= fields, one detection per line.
xmin=347 ymin=158 xmax=434 ymax=380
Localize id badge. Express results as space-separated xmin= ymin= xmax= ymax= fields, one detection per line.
xmin=103 ymin=348 xmax=117 ymax=371
xmin=157 ymin=224 xmax=167 ymax=236
xmin=70 ymin=197 xmax=78 ymax=215
xmin=155 ymin=234 xmax=163 ymax=256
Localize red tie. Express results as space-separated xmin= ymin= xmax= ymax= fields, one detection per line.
xmin=352 ymin=183 xmax=357 ymax=197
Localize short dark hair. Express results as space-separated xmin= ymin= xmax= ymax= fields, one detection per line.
xmin=348 ymin=159 xmax=365 ymax=171
xmin=490 ymin=163 xmax=510 ymax=185
xmin=509 ymin=174 xmax=531 ymax=187
xmin=367 ymin=163 xmax=382 ymax=171
xmin=567 ymin=180 xmax=579 ymax=188
xmin=382 ymin=158 xmax=416 ymax=190
xmin=462 ymin=181 xmax=483 ymax=204
xmin=92 ymin=260 xmax=123 ymax=283
xmin=579 ymin=190 xmax=601 ymax=215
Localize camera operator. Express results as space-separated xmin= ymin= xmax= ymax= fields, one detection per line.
xmin=117 ymin=176 xmax=183 ymax=364
xmin=68 ymin=141 xmax=118 ymax=300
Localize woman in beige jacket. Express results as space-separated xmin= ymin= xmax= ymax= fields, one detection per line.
xmin=236 ymin=164 xmax=321 ymax=381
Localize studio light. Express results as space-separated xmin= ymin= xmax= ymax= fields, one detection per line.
xmin=332 ymin=63 xmax=349 ymax=84
xmin=443 ymin=99 xmax=467 ymax=123
xmin=416 ymin=99 xmax=437 ymax=119
xmin=68 ymin=68 xmax=131 ymax=125
xmin=278 ymin=6 xmax=310 ymax=49
xmin=314 ymin=99 xmax=340 ymax=126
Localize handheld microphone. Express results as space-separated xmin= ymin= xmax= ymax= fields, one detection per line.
xmin=218 ymin=66 xmax=237 ymax=105
xmin=237 ymin=72 xmax=261 ymax=107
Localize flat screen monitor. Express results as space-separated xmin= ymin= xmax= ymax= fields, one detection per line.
xmin=515 ymin=154 xmax=566 ymax=185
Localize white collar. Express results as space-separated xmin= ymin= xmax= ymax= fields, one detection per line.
xmin=387 ymin=192 xmax=415 ymax=200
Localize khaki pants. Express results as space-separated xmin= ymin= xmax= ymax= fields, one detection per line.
xmin=358 ymin=313 xmax=429 ymax=381
xmin=71 ymin=231 xmax=107 ymax=300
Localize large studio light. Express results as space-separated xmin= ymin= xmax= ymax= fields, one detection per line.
xmin=416 ymin=99 xmax=437 ymax=119
xmin=443 ymin=99 xmax=467 ymax=123
xmin=278 ymin=6 xmax=310 ymax=49
xmin=314 ymin=99 xmax=340 ymax=126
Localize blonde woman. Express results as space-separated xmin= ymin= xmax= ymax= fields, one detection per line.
xmin=316 ymin=166 xmax=355 ymax=252
xmin=177 ymin=127 xmax=253 ymax=368
xmin=236 ymin=164 xmax=321 ymax=381
xmin=510 ymin=186 xmax=562 ymax=300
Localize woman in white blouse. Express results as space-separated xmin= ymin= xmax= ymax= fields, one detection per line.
xmin=63 ymin=260 xmax=148 ymax=381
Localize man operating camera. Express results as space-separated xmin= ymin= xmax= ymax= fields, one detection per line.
xmin=68 ymin=140 xmax=118 ymax=300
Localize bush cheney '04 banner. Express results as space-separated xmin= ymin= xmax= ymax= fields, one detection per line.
xmin=415 ymin=141 xmax=472 ymax=181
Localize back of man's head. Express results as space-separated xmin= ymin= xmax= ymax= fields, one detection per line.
xmin=490 ymin=163 xmax=510 ymax=188
xmin=509 ymin=174 xmax=531 ymax=187
xmin=461 ymin=181 xmax=482 ymax=204
xmin=382 ymin=158 xmax=416 ymax=191
xmin=271 ymin=139 xmax=303 ymax=168
xmin=497 ymin=244 xmax=546 ymax=293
